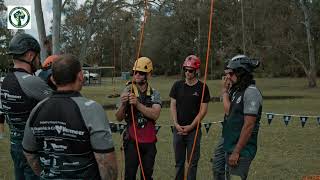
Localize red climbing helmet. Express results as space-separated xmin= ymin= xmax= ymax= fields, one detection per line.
xmin=182 ymin=55 xmax=201 ymax=69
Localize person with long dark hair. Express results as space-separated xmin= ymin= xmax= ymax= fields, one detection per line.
xmin=222 ymin=55 xmax=262 ymax=180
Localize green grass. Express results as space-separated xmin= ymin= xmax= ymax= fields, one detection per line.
xmin=1 ymin=77 xmax=320 ymax=179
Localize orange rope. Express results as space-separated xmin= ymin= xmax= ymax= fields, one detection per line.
xmin=130 ymin=1 xmax=149 ymax=180
xmin=184 ymin=0 xmax=215 ymax=179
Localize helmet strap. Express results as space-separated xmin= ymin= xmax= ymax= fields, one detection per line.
xmin=15 ymin=56 xmax=38 ymax=73
xmin=30 ymin=55 xmax=38 ymax=73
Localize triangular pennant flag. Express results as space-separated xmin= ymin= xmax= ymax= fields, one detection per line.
xmin=266 ymin=113 xmax=274 ymax=125
xmin=170 ymin=126 xmax=174 ymax=133
xmin=204 ymin=123 xmax=212 ymax=133
xmin=283 ymin=115 xmax=291 ymax=126
xmin=317 ymin=117 xmax=320 ymax=125
xmin=299 ymin=116 xmax=308 ymax=128
xmin=109 ymin=122 xmax=118 ymax=133
xmin=155 ymin=125 xmax=161 ymax=134
xmin=119 ymin=124 xmax=127 ymax=134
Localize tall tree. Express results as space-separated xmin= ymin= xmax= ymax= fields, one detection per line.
xmin=52 ymin=0 xmax=62 ymax=54
xmin=298 ymin=0 xmax=317 ymax=87
xmin=34 ymin=0 xmax=47 ymax=61
xmin=0 ymin=0 xmax=13 ymax=70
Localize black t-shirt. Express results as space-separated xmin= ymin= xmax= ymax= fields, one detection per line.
xmin=169 ymin=80 xmax=210 ymax=126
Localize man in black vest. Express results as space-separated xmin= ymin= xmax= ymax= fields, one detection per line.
xmin=22 ymin=54 xmax=118 ymax=180
xmin=222 ymin=55 xmax=262 ymax=180
xmin=1 ymin=33 xmax=52 ymax=180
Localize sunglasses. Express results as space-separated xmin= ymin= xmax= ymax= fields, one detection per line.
xmin=134 ymin=71 xmax=147 ymax=76
xmin=184 ymin=69 xmax=195 ymax=73
xmin=224 ymin=71 xmax=235 ymax=76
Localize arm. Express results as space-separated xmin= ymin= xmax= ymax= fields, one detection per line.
xmin=22 ymin=106 xmax=43 ymax=176
xmin=222 ymin=93 xmax=231 ymax=115
xmin=23 ymin=152 xmax=42 ymax=176
xmin=170 ymin=98 xmax=184 ymax=134
xmin=183 ymin=102 xmax=208 ymax=132
xmin=129 ymin=93 xmax=161 ymax=121
xmin=115 ymin=92 xmax=129 ymax=121
xmin=228 ymin=115 xmax=256 ymax=166
xmin=136 ymin=103 xmax=161 ymax=121
xmin=94 ymin=152 xmax=118 ymax=180
xmin=222 ymin=77 xmax=232 ymax=115
xmin=21 ymin=76 xmax=52 ymax=101
xmin=170 ymin=98 xmax=178 ymax=126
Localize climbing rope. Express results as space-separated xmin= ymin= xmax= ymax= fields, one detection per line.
xmin=184 ymin=0 xmax=215 ymax=179
xmin=129 ymin=0 xmax=149 ymax=180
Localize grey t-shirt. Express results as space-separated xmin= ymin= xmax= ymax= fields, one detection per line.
xmin=1 ymin=69 xmax=52 ymax=143
xmin=243 ymin=85 xmax=263 ymax=116
xmin=22 ymin=91 xmax=114 ymax=179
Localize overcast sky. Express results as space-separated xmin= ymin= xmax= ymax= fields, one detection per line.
xmin=3 ymin=0 xmax=85 ymax=40
xmin=4 ymin=0 xmax=53 ymax=39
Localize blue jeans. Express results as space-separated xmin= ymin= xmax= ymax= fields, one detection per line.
xmin=173 ymin=129 xmax=202 ymax=180
xmin=10 ymin=143 xmax=39 ymax=180
xmin=212 ymin=137 xmax=226 ymax=180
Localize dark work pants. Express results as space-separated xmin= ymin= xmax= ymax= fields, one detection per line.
xmin=10 ymin=143 xmax=39 ymax=180
xmin=124 ymin=140 xmax=157 ymax=180
xmin=212 ymin=137 xmax=226 ymax=180
xmin=173 ymin=129 xmax=202 ymax=180
xmin=225 ymin=153 xmax=253 ymax=180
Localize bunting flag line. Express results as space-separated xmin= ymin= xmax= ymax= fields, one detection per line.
xmin=283 ymin=115 xmax=291 ymax=126
xmin=155 ymin=125 xmax=161 ymax=134
xmin=299 ymin=116 xmax=308 ymax=128
xmin=107 ymin=112 xmax=318 ymax=134
xmin=109 ymin=122 xmax=119 ymax=133
xmin=204 ymin=123 xmax=212 ymax=133
xmin=170 ymin=126 xmax=174 ymax=133
xmin=266 ymin=113 xmax=274 ymax=125
xmin=119 ymin=124 xmax=127 ymax=134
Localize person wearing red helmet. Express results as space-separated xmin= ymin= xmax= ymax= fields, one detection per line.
xmin=169 ymin=55 xmax=211 ymax=180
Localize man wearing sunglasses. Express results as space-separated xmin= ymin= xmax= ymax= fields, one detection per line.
xmin=222 ymin=55 xmax=262 ymax=180
xmin=169 ymin=55 xmax=210 ymax=180
xmin=115 ymin=57 xmax=162 ymax=180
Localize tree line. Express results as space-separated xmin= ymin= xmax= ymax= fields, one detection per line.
xmin=0 ymin=0 xmax=318 ymax=87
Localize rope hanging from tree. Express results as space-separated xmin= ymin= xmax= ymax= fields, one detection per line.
xmin=185 ymin=0 xmax=215 ymax=179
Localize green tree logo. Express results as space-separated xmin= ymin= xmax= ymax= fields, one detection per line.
xmin=8 ymin=7 xmax=30 ymax=28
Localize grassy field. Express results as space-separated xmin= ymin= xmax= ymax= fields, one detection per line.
xmin=0 ymin=77 xmax=319 ymax=180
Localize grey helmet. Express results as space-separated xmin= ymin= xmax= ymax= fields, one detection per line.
xmin=8 ymin=33 xmax=40 ymax=55
xmin=226 ymin=54 xmax=259 ymax=73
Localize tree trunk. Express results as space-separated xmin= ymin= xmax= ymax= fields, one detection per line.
xmin=79 ymin=0 xmax=98 ymax=64
xmin=197 ymin=1 xmax=201 ymax=56
xmin=34 ymin=0 xmax=47 ymax=62
xmin=299 ymin=0 xmax=317 ymax=87
xmin=241 ymin=0 xmax=246 ymax=54
xmin=52 ymin=0 xmax=62 ymax=55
